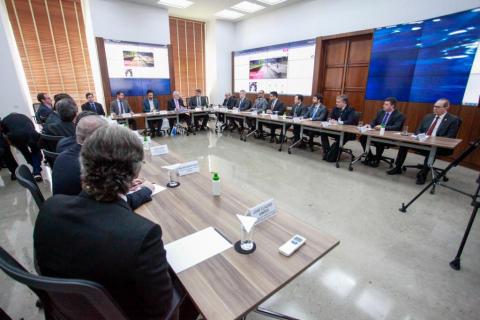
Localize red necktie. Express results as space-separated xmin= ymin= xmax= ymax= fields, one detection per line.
xmin=426 ymin=116 xmax=439 ymax=136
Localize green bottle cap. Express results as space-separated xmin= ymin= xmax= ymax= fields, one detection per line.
xmin=212 ymin=172 xmax=220 ymax=181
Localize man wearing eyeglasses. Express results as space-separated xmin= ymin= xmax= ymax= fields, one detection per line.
xmin=387 ymin=98 xmax=460 ymax=185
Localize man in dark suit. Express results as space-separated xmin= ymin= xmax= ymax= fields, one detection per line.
xmin=303 ymin=94 xmax=328 ymax=148
xmin=360 ymin=97 xmax=406 ymax=167
xmin=0 ymin=113 xmax=43 ymax=180
xmin=387 ymin=98 xmax=460 ymax=184
xmin=43 ymin=98 xmax=77 ymax=137
xmin=320 ymin=94 xmax=358 ymax=161
xmin=257 ymin=91 xmax=286 ymax=143
xmin=110 ymin=91 xmax=137 ymax=130
xmin=52 ymin=115 xmax=152 ymax=209
xmin=35 ymin=125 xmax=173 ymax=320
xmin=81 ymin=92 xmax=105 ymax=116
xmin=286 ymin=94 xmax=308 ymax=143
xmin=188 ymin=89 xmax=209 ymax=130
xmin=167 ymin=91 xmax=192 ymax=133
xmin=222 ymin=93 xmax=237 ymax=108
xmin=143 ymin=90 xmax=163 ymax=137
xmin=56 ymin=111 xmax=97 ymax=153
xmin=35 ymin=92 xmax=53 ymax=123
xmin=233 ymin=90 xmax=252 ymax=131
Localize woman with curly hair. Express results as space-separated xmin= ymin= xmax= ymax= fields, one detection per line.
xmin=34 ymin=125 xmax=174 ymax=319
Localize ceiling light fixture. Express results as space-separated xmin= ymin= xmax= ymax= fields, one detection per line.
xmin=257 ymin=0 xmax=288 ymax=5
xmin=215 ymin=9 xmax=244 ymax=20
xmin=157 ymin=0 xmax=194 ymax=9
xmin=231 ymin=1 xmax=265 ymax=13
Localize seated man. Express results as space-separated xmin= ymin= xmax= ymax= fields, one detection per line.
xmin=110 ymin=91 xmax=137 ymax=130
xmin=1 ymin=113 xmax=43 ymax=181
xmin=320 ymin=94 xmax=358 ymax=162
xmin=387 ymin=98 xmax=460 ymax=185
xmin=143 ymin=89 xmax=163 ymax=137
xmin=167 ymin=91 xmax=192 ymax=133
xmin=52 ymin=115 xmax=153 ymax=210
xmin=56 ymin=111 xmax=97 ymax=153
xmin=303 ymin=94 xmax=328 ymax=148
xmin=35 ymin=125 xmax=173 ymax=320
xmin=246 ymin=90 xmax=268 ymax=132
xmin=43 ymin=98 xmax=77 ymax=137
xmin=81 ymin=92 xmax=105 ymax=116
xmin=233 ymin=90 xmax=252 ymax=131
xmin=219 ymin=92 xmax=236 ymax=123
xmin=35 ymin=92 xmax=53 ymax=123
xmin=257 ymin=91 xmax=285 ymax=143
xmin=360 ymin=97 xmax=405 ymax=167
xmin=287 ymin=94 xmax=308 ymax=143
xmin=188 ymin=88 xmax=209 ymax=131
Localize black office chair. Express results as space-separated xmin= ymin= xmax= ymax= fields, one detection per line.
xmin=39 ymin=133 xmax=64 ymax=152
xmin=42 ymin=150 xmax=60 ymax=168
xmin=32 ymin=103 xmax=43 ymax=124
xmin=0 ymin=246 xmax=183 ymax=320
xmin=402 ymin=118 xmax=462 ymax=186
xmin=15 ymin=165 xmax=45 ymax=210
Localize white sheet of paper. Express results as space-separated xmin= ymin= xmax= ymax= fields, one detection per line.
xmin=165 ymin=227 xmax=232 ymax=273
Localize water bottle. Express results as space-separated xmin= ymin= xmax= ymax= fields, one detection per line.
xmin=172 ymin=126 xmax=177 ymax=136
xmin=212 ymin=172 xmax=221 ymax=196
xmin=143 ymin=135 xmax=150 ymax=150
xmin=380 ymin=124 xmax=386 ymax=136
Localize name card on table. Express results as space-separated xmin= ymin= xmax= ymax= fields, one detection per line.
xmin=414 ymin=133 xmax=428 ymax=142
xmin=270 ymin=114 xmax=278 ymax=119
xmin=150 ymin=144 xmax=169 ymax=156
xmin=195 ymin=107 xmax=202 ymax=111
xmin=293 ymin=117 xmax=303 ymax=123
xmin=358 ymin=126 xmax=369 ymax=133
xmin=177 ymin=160 xmax=200 ymax=176
xmin=122 ymin=113 xmax=132 ymax=118
xmin=247 ymin=198 xmax=277 ymax=225
xmin=159 ymin=110 xmax=168 ymax=115
xmin=251 ymin=110 xmax=258 ymax=116
xmin=232 ymin=108 xmax=239 ymax=113
xmin=321 ymin=121 xmax=330 ymax=127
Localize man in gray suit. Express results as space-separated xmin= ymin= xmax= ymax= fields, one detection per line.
xmin=188 ymin=89 xmax=209 ymax=130
xmin=110 ymin=91 xmax=136 ymax=130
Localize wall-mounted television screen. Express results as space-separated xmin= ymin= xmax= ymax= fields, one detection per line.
xmin=365 ymin=8 xmax=480 ymax=106
xmin=234 ymin=39 xmax=316 ymax=95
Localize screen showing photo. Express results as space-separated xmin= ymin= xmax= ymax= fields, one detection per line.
xmin=234 ymin=39 xmax=316 ymax=95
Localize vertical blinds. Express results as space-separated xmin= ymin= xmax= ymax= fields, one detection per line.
xmin=169 ymin=16 xmax=206 ymax=97
xmin=6 ymin=0 xmax=94 ymax=105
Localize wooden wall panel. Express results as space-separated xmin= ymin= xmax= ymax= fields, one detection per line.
xmin=6 ymin=0 xmax=94 ymax=107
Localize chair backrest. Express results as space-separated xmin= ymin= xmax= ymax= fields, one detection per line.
xmin=43 ymin=149 xmax=60 ymax=168
xmin=0 ymin=246 xmax=129 ymax=320
xmin=40 ymin=133 xmax=64 ymax=152
xmin=355 ymin=111 xmax=363 ymax=123
xmin=15 ymin=165 xmax=45 ymax=209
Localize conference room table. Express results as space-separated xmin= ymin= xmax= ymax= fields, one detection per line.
xmin=212 ymin=110 xmax=463 ymax=171
xmin=135 ymin=141 xmax=339 ymax=320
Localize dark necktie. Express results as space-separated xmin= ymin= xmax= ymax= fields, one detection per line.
xmin=381 ymin=112 xmax=390 ymax=126
xmin=426 ymin=116 xmax=439 ymax=136
xmin=197 ymin=97 xmax=201 ymax=106
xmin=91 ymin=103 xmax=96 ymax=112
xmin=119 ymin=101 xmax=124 ymax=114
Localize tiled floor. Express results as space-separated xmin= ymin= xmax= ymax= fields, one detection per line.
xmin=1 ymin=127 xmax=479 ymax=320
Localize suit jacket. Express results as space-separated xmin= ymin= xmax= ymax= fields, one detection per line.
xmin=110 ymin=99 xmax=132 ymax=114
xmin=52 ymin=143 xmax=152 ymax=210
xmin=267 ymin=99 xmax=286 ymax=115
xmin=43 ymin=121 xmax=75 ymax=137
xmin=252 ymin=97 xmax=268 ymax=112
xmin=370 ymin=109 xmax=405 ymax=131
xmin=235 ymin=97 xmax=252 ymax=111
xmin=56 ymin=135 xmax=77 ymax=153
xmin=0 ymin=113 xmax=40 ymax=145
xmin=34 ymin=192 xmax=172 ymax=320
xmin=289 ymin=104 xmax=308 ymax=118
xmin=416 ymin=113 xmax=460 ymax=138
xmin=143 ymin=98 xmax=160 ymax=112
xmin=188 ymin=96 xmax=209 ymax=108
xmin=167 ymin=98 xmax=186 ymax=111
xmin=81 ymin=102 xmax=105 ymax=116
xmin=305 ymin=104 xmax=328 ymax=121
xmin=36 ymin=104 xmax=53 ymax=122
xmin=330 ymin=105 xmax=358 ymax=125
xmin=222 ymin=97 xmax=237 ymax=108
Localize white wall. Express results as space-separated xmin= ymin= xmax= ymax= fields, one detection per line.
xmin=234 ymin=0 xmax=480 ymax=50
xmin=0 ymin=0 xmax=33 ymax=118
xmin=87 ymin=0 xmax=170 ymax=45
xmin=205 ymin=20 xmax=236 ymax=104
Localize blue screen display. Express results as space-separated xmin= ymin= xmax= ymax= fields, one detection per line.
xmin=365 ymin=8 xmax=480 ymax=105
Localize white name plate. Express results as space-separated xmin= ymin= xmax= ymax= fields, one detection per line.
xmin=159 ymin=110 xmax=168 ymax=115
xmin=321 ymin=121 xmax=330 ymax=127
xmin=177 ymin=160 xmax=200 ymax=176
xmin=232 ymin=108 xmax=239 ymax=113
xmin=251 ymin=111 xmax=258 ymax=115
xmin=270 ymin=114 xmax=278 ymax=119
xmin=122 ymin=113 xmax=132 ymax=118
xmin=293 ymin=117 xmax=303 ymax=123
xmin=150 ymin=144 xmax=168 ymax=156
xmin=195 ymin=107 xmax=202 ymax=111
xmin=248 ymin=198 xmax=277 ymax=225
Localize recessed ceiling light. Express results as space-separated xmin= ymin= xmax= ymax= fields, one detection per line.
xmin=215 ymin=9 xmax=244 ymax=20
xmin=157 ymin=0 xmax=194 ymax=9
xmin=231 ymin=1 xmax=265 ymax=13
xmin=257 ymin=0 xmax=288 ymax=5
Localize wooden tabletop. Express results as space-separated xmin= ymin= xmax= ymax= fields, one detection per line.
xmin=111 ymin=109 xmax=209 ymax=120
xmin=136 ymin=144 xmax=339 ymax=320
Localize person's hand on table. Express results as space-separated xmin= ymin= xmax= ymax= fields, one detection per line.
xmin=140 ymin=181 xmax=155 ymax=193
xmin=329 ymin=119 xmax=338 ymax=125
xmin=374 ymin=125 xmax=382 ymax=130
